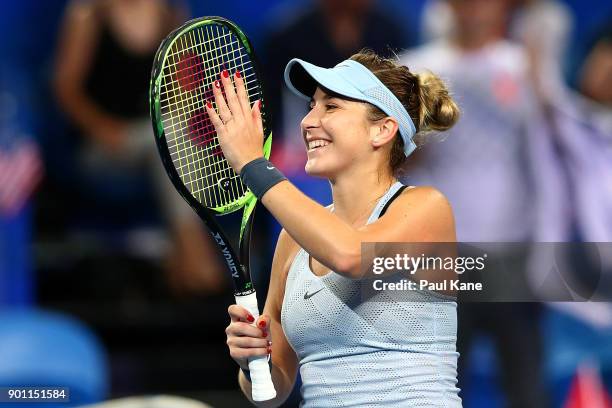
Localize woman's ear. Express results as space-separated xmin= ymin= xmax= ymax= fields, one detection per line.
xmin=371 ymin=117 xmax=399 ymax=148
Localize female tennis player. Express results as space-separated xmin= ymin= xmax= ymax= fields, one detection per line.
xmin=206 ymin=50 xmax=461 ymax=406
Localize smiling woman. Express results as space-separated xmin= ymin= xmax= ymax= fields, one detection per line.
xmin=209 ymin=49 xmax=462 ymax=407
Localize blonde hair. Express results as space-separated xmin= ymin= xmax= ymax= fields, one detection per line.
xmin=349 ymin=50 xmax=460 ymax=172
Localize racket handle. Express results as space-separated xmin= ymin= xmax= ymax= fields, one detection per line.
xmin=235 ymin=292 xmax=277 ymax=402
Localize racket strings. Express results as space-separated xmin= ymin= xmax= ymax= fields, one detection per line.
xmin=162 ymin=33 xmax=239 ymax=74
xmin=159 ymin=79 xmax=259 ymax=131
xmin=201 ymin=24 xmax=255 ymax=205
xmin=159 ymin=23 xmax=262 ymax=210
xmin=162 ymin=35 xmax=217 ymax=206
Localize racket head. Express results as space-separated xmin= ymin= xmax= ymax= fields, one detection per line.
xmin=150 ymin=16 xmax=272 ymax=216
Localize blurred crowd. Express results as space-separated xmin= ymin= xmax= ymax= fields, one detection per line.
xmin=0 ymin=0 xmax=611 ymax=407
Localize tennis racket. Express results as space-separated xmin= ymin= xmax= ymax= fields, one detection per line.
xmin=149 ymin=16 xmax=275 ymax=401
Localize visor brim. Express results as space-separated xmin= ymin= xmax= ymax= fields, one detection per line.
xmin=284 ymin=59 xmax=365 ymax=101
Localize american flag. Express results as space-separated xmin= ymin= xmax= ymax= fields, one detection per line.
xmin=0 ymin=139 xmax=42 ymax=217
xmin=564 ymin=361 xmax=612 ymax=408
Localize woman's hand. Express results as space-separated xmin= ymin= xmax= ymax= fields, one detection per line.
xmin=205 ymin=69 xmax=265 ymax=174
xmin=226 ymin=304 xmax=272 ymax=371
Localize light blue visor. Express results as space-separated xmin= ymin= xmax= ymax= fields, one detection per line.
xmin=284 ymin=58 xmax=417 ymax=157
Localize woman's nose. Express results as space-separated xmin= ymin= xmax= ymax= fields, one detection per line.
xmin=301 ymin=107 xmax=321 ymax=131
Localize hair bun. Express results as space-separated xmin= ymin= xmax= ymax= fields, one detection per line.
xmin=416 ymin=71 xmax=460 ymax=132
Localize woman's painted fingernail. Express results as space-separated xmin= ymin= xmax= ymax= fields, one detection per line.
xmin=235 ymin=69 xmax=241 ymax=78
xmin=222 ymin=69 xmax=229 ymax=78
xmin=261 ymin=329 xmax=267 ymax=338
xmin=267 ymin=346 xmax=272 ymax=354
xmin=258 ymin=320 xmax=266 ymax=329
xmin=206 ymin=100 xmax=212 ymax=108
xmin=268 ymin=340 xmax=272 ymax=346
xmin=258 ymin=100 xmax=262 ymax=110
xmin=246 ymin=314 xmax=254 ymax=323
xmin=214 ymin=80 xmax=221 ymax=88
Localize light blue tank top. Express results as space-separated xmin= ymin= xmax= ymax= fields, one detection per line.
xmin=281 ymin=182 xmax=462 ymax=407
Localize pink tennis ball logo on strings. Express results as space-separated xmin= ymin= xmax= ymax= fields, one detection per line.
xmin=188 ymin=109 xmax=222 ymax=156
xmin=176 ymin=52 xmax=205 ymax=92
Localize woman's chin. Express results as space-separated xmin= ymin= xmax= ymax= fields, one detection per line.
xmin=304 ymin=160 xmax=333 ymax=178
xmin=304 ymin=166 xmax=326 ymax=178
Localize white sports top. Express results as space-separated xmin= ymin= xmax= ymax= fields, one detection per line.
xmin=281 ymin=182 xmax=462 ymax=407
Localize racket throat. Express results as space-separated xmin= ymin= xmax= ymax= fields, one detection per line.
xmin=211 ymin=231 xmax=240 ymax=279
xmin=210 ymin=230 xmax=253 ymax=296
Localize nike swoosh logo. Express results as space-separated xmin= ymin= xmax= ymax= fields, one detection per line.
xmin=266 ymin=165 xmax=275 ymax=170
xmin=304 ymin=288 xmax=324 ymax=300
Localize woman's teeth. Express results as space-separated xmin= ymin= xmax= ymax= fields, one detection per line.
xmin=308 ymin=140 xmax=331 ymax=150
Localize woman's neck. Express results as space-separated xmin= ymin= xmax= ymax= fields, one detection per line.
xmin=330 ymin=168 xmax=395 ymax=227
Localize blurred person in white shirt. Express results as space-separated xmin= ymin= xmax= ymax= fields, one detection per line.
xmin=401 ymin=1 xmax=560 ymax=406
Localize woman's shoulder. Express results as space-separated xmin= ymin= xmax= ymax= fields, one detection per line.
xmin=399 ymin=184 xmax=450 ymax=203
xmin=403 ymin=185 xmax=453 ymax=215
xmin=384 ymin=185 xmax=455 ymax=240
xmin=402 ymin=183 xmax=443 ymax=196
xmin=63 ymin=0 xmax=108 ymax=30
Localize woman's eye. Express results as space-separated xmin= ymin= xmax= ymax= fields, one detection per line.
xmin=326 ymin=104 xmax=337 ymax=110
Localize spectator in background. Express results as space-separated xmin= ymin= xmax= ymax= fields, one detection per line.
xmin=262 ymin=0 xmax=409 ymax=174
xmin=530 ymin=13 xmax=612 ymax=343
xmin=581 ymin=23 xmax=612 ymax=106
xmin=579 ymin=18 xmax=612 ymax=132
xmin=53 ymin=0 xmax=225 ymax=294
xmin=512 ymin=0 xmax=573 ymax=103
xmin=572 ymin=17 xmax=612 ymax=244
xmin=401 ymin=0 xmax=561 ymax=406
xmin=423 ymin=0 xmax=573 ymax=103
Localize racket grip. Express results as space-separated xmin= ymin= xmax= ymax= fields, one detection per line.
xmin=235 ymin=292 xmax=277 ymax=402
